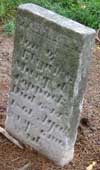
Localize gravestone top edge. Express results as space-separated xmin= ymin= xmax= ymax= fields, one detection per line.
xmin=18 ymin=3 xmax=96 ymax=35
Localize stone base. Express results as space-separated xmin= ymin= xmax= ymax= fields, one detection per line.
xmin=55 ymin=148 xmax=74 ymax=166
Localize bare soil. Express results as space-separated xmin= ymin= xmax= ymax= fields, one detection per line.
xmin=0 ymin=33 xmax=100 ymax=170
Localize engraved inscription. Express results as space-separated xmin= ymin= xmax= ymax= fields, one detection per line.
xmin=8 ymin=13 xmax=73 ymax=148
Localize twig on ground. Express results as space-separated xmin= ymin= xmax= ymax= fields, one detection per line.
xmin=19 ymin=163 xmax=31 ymax=170
xmin=0 ymin=126 xmax=24 ymax=149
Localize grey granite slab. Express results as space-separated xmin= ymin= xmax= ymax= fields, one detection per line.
xmin=5 ymin=3 xmax=95 ymax=166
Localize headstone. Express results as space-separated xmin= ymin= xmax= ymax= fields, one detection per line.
xmin=5 ymin=3 xmax=95 ymax=166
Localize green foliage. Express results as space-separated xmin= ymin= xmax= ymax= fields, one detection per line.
xmin=3 ymin=21 xmax=15 ymax=36
xmin=0 ymin=2 xmax=6 ymax=18
xmin=0 ymin=0 xmax=100 ymax=33
xmin=64 ymin=0 xmax=100 ymax=29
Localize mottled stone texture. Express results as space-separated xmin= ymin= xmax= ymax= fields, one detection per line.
xmin=5 ymin=3 xmax=95 ymax=166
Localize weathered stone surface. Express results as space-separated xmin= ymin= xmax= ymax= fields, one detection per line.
xmin=5 ymin=3 xmax=95 ymax=166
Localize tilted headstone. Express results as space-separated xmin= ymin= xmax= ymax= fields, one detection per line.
xmin=5 ymin=3 xmax=95 ymax=166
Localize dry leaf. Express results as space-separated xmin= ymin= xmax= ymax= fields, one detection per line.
xmin=97 ymin=46 xmax=100 ymax=50
xmin=86 ymin=161 xmax=96 ymax=170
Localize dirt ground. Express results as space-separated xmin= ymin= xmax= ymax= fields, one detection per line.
xmin=0 ymin=32 xmax=100 ymax=170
